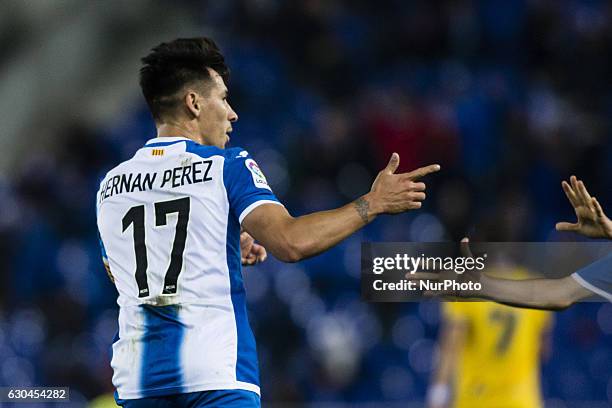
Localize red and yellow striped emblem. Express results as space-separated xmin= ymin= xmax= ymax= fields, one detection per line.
xmin=152 ymin=149 xmax=164 ymax=156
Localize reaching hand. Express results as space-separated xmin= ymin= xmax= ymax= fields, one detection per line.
xmin=367 ymin=153 xmax=440 ymax=215
xmin=240 ymin=231 xmax=267 ymax=266
xmin=556 ymin=176 xmax=612 ymax=239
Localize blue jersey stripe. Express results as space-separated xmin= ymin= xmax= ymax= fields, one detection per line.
xmin=226 ymin=213 xmax=260 ymax=385
xmin=139 ymin=305 xmax=185 ymax=396
xmin=183 ymin=140 xmax=225 ymax=159
xmin=186 ymin=140 xmax=262 ymax=385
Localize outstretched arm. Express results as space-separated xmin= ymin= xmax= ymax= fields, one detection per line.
xmin=556 ymin=175 xmax=612 ymax=239
xmin=242 ymin=153 xmax=440 ymax=262
xmin=486 ymin=177 xmax=611 ymax=308
xmin=477 ymin=274 xmax=591 ymax=310
xmin=410 ymin=268 xmax=592 ymax=310
xmin=459 ymin=238 xmax=593 ymax=310
xmin=408 ymin=238 xmax=595 ymax=310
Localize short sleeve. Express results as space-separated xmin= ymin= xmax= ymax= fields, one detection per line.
xmin=223 ymin=148 xmax=283 ymax=223
xmin=571 ymin=254 xmax=612 ymax=302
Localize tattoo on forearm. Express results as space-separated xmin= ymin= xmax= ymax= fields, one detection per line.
xmin=354 ymin=197 xmax=370 ymax=224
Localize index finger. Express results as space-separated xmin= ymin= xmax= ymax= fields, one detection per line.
xmin=561 ymin=180 xmax=580 ymax=208
xmin=404 ymin=164 xmax=441 ymax=180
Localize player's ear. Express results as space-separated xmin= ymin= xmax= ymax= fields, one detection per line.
xmin=185 ymin=91 xmax=201 ymax=118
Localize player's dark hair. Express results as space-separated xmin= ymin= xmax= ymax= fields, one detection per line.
xmin=139 ymin=37 xmax=229 ymax=121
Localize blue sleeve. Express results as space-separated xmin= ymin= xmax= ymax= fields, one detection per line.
xmin=572 ymin=253 xmax=612 ymax=302
xmin=223 ymin=148 xmax=283 ymax=223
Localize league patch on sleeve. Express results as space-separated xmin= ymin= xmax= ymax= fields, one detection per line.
xmin=245 ymin=158 xmax=272 ymax=191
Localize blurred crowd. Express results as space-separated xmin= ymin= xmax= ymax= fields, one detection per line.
xmin=0 ymin=0 xmax=611 ymax=406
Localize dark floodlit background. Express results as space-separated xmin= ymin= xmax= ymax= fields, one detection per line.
xmin=0 ymin=1 xmax=611 ymax=406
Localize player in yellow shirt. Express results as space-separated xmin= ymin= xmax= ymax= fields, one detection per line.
xmin=428 ymin=297 xmax=552 ymax=408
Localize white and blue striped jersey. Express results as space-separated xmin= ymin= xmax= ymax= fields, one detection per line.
xmin=572 ymin=253 xmax=612 ymax=302
xmin=96 ymin=136 xmax=282 ymax=400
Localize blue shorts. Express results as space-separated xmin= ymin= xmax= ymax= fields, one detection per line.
xmin=117 ymin=389 xmax=260 ymax=408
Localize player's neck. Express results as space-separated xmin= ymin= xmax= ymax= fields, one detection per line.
xmin=156 ymin=122 xmax=202 ymax=144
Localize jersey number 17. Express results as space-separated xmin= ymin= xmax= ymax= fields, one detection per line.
xmin=122 ymin=197 xmax=190 ymax=298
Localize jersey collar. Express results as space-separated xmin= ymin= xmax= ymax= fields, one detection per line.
xmin=144 ymin=136 xmax=192 ymax=147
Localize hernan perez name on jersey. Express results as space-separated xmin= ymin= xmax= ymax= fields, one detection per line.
xmin=99 ymin=159 xmax=213 ymax=203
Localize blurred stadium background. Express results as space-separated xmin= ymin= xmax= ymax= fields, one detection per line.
xmin=0 ymin=0 xmax=611 ymax=406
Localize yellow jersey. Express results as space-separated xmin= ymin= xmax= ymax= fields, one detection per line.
xmin=444 ymin=301 xmax=551 ymax=408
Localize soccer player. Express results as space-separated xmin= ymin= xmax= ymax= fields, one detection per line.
xmin=96 ymin=38 xmax=440 ymax=407
xmin=427 ymin=269 xmax=552 ymax=408
xmin=411 ymin=176 xmax=611 ymax=309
